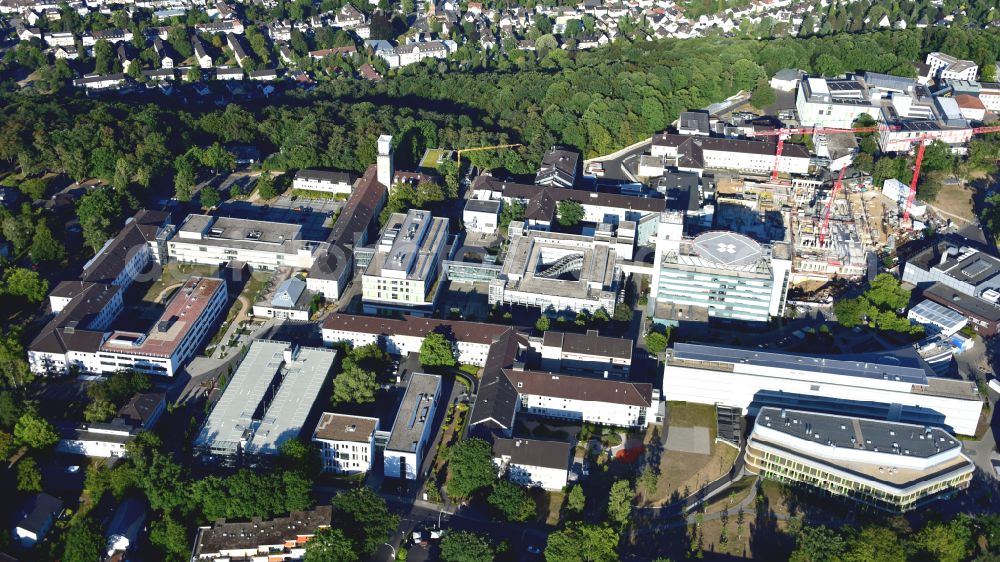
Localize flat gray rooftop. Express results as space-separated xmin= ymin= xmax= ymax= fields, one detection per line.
xmin=386 ymin=373 xmax=441 ymax=453
xmin=194 ymin=340 xmax=336 ymax=457
xmin=672 ymin=343 xmax=930 ymax=385
xmin=756 ymin=407 xmax=960 ymax=459
xmin=180 ymin=215 xmax=304 ymax=244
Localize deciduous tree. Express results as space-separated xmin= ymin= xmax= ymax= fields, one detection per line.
xmin=14 ymin=412 xmax=59 ymax=449
xmin=332 ymin=365 xmax=377 ymax=405
xmin=440 ymin=530 xmax=496 ymax=562
xmin=489 ymin=480 xmax=535 ymax=522
xmin=420 ymin=331 xmax=457 ymax=367
xmin=304 ymin=527 xmax=355 ymax=562
xmin=544 ymin=523 xmax=619 ymax=562
xmin=445 ymin=438 xmax=496 ymax=500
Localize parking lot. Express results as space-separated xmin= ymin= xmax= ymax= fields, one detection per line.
xmin=215 ymin=195 xmax=344 ymax=240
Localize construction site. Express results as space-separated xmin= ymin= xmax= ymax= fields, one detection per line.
xmin=714 ymin=175 xmax=885 ymax=287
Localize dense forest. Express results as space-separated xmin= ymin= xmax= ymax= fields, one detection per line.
xmin=4 ymin=27 xmax=1000 ymax=186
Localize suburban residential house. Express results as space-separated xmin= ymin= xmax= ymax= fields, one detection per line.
xmin=193 ymin=36 xmax=213 ymax=68
xmin=13 ymin=494 xmax=64 ymax=547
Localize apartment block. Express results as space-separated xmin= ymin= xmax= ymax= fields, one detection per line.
xmin=312 ymin=413 xmax=379 ymax=474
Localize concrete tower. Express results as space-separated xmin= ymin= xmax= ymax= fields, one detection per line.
xmin=377 ymin=134 xmax=394 ymax=189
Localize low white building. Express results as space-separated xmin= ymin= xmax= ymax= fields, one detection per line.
xmin=292 ymin=169 xmax=356 ymax=194
xmin=509 ymin=369 xmax=656 ymax=427
xmin=649 ymin=134 xmax=811 ymax=177
xmin=168 ymin=215 xmax=324 ymax=270
xmin=56 ymin=420 xmax=137 ymax=458
xmin=908 ymin=299 xmax=968 ymax=337
xmin=493 ymin=437 xmax=571 ymax=490
xmin=537 ymin=330 xmax=632 ymax=377
xmin=926 ymin=52 xmax=978 ymax=82
xmin=881 ymin=179 xmax=926 ymax=218
xmin=663 ymin=343 xmax=983 ymax=436
xmin=14 ymin=494 xmax=63 ymax=548
xmin=73 ymin=74 xmax=126 ymax=90
xmin=312 ymin=413 xmax=379 ymax=474
xmin=378 ymin=40 xmax=455 ymax=68
xmin=747 ymin=407 xmax=974 ymax=512
xmin=463 ymin=199 xmax=501 ymax=233
xmin=769 ymin=68 xmax=802 ymax=92
xmin=252 ymin=276 xmax=313 ymax=321
xmin=322 ymin=313 xmax=512 ymax=366
xmin=385 ymin=373 xmax=441 ymax=480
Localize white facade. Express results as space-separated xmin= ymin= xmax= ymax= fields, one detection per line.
xmin=649 ymin=135 xmax=811 ymax=176
xmin=322 ymin=324 xmax=494 ymax=366
xmin=795 ymin=77 xmax=881 ymax=129
xmin=926 ymin=52 xmax=978 ymax=82
xmin=881 ymin=178 xmax=926 ymax=217
xmin=292 ymin=170 xmax=354 ymax=194
xmin=519 ymin=392 xmax=651 ymax=427
xmin=45 ymin=32 xmax=75 ymax=47
xmin=57 ymin=424 xmax=134 ymax=458
xmin=384 ymin=373 xmax=441 ymax=480
xmin=463 ymin=199 xmax=501 ymax=233
xmin=378 ymin=40 xmax=454 ymax=68
xmin=877 ymin=126 xmax=973 ymax=154
xmin=505 ymin=462 xmax=567 ymax=490
xmin=977 ymin=83 xmax=1000 ymax=112
xmin=361 ymin=210 xmax=448 ymax=315
xmin=312 ymin=413 xmax=379 ymax=474
xmin=663 ymin=343 xmax=983 ymax=436
xmin=168 ymin=215 xmax=323 ymax=270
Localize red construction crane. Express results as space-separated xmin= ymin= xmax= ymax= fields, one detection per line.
xmin=748 ymin=126 xmax=883 ymax=181
xmin=898 ymin=125 xmax=1000 ymax=224
xmin=818 ymin=165 xmax=848 ymax=245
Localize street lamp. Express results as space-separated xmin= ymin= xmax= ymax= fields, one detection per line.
xmin=383 ymin=543 xmax=396 ymax=561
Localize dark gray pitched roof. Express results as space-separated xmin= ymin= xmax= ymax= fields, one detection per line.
xmin=16 ymin=493 xmax=63 ymax=535
xmin=493 ymin=437 xmax=571 ymax=470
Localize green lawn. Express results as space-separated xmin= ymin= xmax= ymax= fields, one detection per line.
xmin=140 ymin=263 xmax=221 ymax=303
xmin=667 ymin=401 xmax=717 ymax=433
xmin=419 ymin=148 xmax=446 ymax=169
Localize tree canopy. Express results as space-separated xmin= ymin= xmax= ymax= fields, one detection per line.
xmin=445 ymin=437 xmax=496 ymax=500
xmin=330 ymin=487 xmax=399 ymax=556
xmin=420 ymin=331 xmax=457 ymax=368
xmin=556 ymin=199 xmax=585 ymax=227
xmin=488 ymin=480 xmax=536 ymax=522
xmin=304 ymin=527 xmax=356 ymax=562
xmin=440 ymin=530 xmax=496 ymax=562
xmin=14 ymin=412 xmax=59 ymax=449
xmin=545 ymin=523 xmax=619 ymax=562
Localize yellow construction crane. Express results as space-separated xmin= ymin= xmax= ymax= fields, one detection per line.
xmin=455 ymin=143 xmax=522 ymax=170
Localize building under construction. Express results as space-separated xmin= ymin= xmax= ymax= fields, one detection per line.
xmin=717 ymin=177 xmax=871 ymax=284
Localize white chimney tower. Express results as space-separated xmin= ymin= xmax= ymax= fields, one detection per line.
xmin=377 ymin=134 xmax=394 ymax=189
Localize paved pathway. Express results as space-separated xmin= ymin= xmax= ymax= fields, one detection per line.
xmin=926 ymin=202 xmax=975 ymax=226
